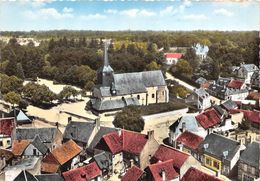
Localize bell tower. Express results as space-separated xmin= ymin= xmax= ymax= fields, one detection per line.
xmin=97 ymin=40 xmax=114 ymax=87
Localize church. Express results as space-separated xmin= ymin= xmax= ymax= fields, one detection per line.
xmin=88 ymin=42 xmax=169 ymax=113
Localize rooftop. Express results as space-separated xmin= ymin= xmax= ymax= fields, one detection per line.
xmin=164 ymin=53 xmax=183 ymax=59
xmin=181 ymin=167 xmax=223 ymax=181
xmin=12 ymin=140 xmax=31 ymax=156
xmin=227 ymin=79 xmax=244 ymax=89
xmin=122 ymin=165 xmax=144 ymax=181
xmin=229 ymin=109 xmax=260 ymax=124
xmin=240 ymin=142 xmax=260 ymax=168
xmin=0 ymin=117 xmax=15 ymax=136
xmin=195 ymin=108 xmax=221 ymax=129
xmin=176 ymin=131 xmax=204 ymax=150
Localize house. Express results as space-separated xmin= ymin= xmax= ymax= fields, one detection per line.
xmin=181 ymin=167 xmax=223 ymax=181
xmin=41 ymin=139 xmax=82 ymax=173
xmin=23 ymin=135 xmax=49 ymax=157
xmin=35 ymin=173 xmax=64 ymax=181
xmin=175 ymin=131 xmax=204 ymax=159
xmin=13 ymin=170 xmax=38 ymax=181
xmin=195 ymin=77 xmax=210 ymax=89
xmin=192 ymin=44 xmax=209 ymax=60
xmin=151 ymin=144 xmax=201 ymax=178
xmin=169 ymin=115 xmax=208 ymax=147
xmin=0 ymin=117 xmax=15 ymax=149
xmin=251 ymin=70 xmax=260 ymax=89
xmin=88 ymin=42 xmax=169 ymax=113
xmin=207 ymin=79 xmax=249 ymax=100
xmin=185 ymin=88 xmax=211 ymax=110
xmin=198 ymin=133 xmax=245 ymax=177
xmin=220 ymin=99 xmax=238 ymax=111
xmin=164 ymin=53 xmax=183 ymax=65
xmin=7 ymin=109 xmax=32 ymax=125
xmin=96 ymin=129 xmax=160 ymax=171
xmin=5 ymin=157 xmax=41 ymax=181
xmin=0 ymin=149 xmax=14 ymax=170
xmin=63 ymin=120 xmax=97 ymax=148
xmin=146 ymin=159 xmax=179 ymax=181
xmin=15 ymin=127 xmax=62 ymax=150
xmin=91 ymin=151 xmax=112 ymax=176
xmin=12 ymin=140 xmax=31 ymax=158
xmin=122 ymin=165 xmax=144 ymax=181
xmin=227 ymin=79 xmax=246 ymax=90
xmin=238 ymin=142 xmax=260 ymax=181
xmin=62 ymin=162 xmax=102 ymax=181
xmin=229 ymin=109 xmax=260 ymax=129
xmin=237 ymin=63 xmax=259 ymax=84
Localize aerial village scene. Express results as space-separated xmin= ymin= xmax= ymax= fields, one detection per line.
xmin=0 ymin=1 xmax=259 ymax=181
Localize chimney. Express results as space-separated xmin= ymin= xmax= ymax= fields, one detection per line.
xmin=216 ymin=170 xmax=221 ymax=178
xmin=178 ymin=144 xmax=183 ymax=151
xmin=68 ymin=116 xmax=72 ymax=124
xmin=160 ymin=169 xmax=166 ymax=181
xmin=95 ymin=118 xmax=100 ymax=130
xmin=147 ymin=130 xmax=154 ymax=140
xmin=117 ymin=128 xmax=122 ymax=136
xmin=55 ymin=122 xmax=59 ymax=129
xmin=130 ymin=159 xmax=134 ymax=167
xmin=181 ymin=122 xmax=186 ymax=133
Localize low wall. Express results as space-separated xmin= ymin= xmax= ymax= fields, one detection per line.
xmin=142 ymin=108 xmax=189 ymax=122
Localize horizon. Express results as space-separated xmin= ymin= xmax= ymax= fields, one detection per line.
xmin=0 ymin=1 xmax=259 ymax=31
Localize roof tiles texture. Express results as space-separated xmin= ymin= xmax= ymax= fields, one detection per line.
xmin=229 ymin=109 xmax=260 ymax=124
xmin=41 ymin=153 xmax=60 ymax=173
xmin=181 ymin=167 xmax=223 ymax=181
xmin=176 ymin=131 xmax=204 ymax=150
xmin=0 ymin=118 xmax=15 ymax=136
xmin=148 ymin=159 xmax=179 ymax=181
xmin=122 ymin=165 xmax=144 ymax=181
xmin=195 ymin=109 xmax=221 ymax=129
xmin=164 ymin=53 xmax=183 ymax=59
xmin=227 ymin=80 xmax=244 ymax=89
xmin=63 ymin=162 xmax=101 ymax=181
xmin=152 ymin=145 xmax=189 ymax=170
xmin=12 ymin=140 xmax=31 ymax=156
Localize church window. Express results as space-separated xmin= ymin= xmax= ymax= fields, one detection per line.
xmin=137 ymin=95 xmax=140 ymax=100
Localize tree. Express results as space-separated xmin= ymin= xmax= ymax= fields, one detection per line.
xmin=175 ymin=59 xmax=193 ymax=76
xmin=19 ymin=99 xmax=29 ymax=110
xmin=113 ymin=106 xmax=145 ymax=132
xmin=169 ymin=85 xmax=189 ymax=98
xmin=146 ymin=61 xmax=161 ymax=71
xmin=16 ymin=63 xmax=25 ymax=79
xmin=3 ymin=91 xmax=21 ymax=106
xmin=59 ymin=86 xmax=79 ymax=100
xmin=184 ymin=48 xmax=200 ymax=70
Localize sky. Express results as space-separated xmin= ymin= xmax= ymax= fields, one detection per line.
xmin=0 ymin=0 xmax=259 ymax=31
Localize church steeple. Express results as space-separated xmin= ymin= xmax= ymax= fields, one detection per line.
xmin=97 ymin=40 xmax=114 ymax=87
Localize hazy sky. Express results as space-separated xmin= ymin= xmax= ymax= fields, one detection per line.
xmin=0 ymin=0 xmax=259 ymax=31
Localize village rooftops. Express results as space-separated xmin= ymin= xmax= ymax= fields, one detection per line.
xmin=240 ymin=142 xmax=260 ymax=168
xmin=31 ymin=134 xmax=48 ymax=155
xmin=221 ymin=99 xmax=238 ymax=111
xmin=240 ymin=64 xmax=259 ymax=72
xmin=147 ymin=159 xmax=179 ymax=180
xmin=122 ymin=165 xmax=144 ymax=181
xmin=195 ymin=108 xmax=221 ymax=129
xmin=169 ymin=115 xmax=200 ymax=135
xmin=164 ymin=53 xmax=183 ymax=59
xmin=8 ymin=109 xmax=32 ymax=124
xmin=5 ymin=157 xmax=39 ymax=171
xmin=151 ymin=144 xmax=189 ymax=170
xmin=14 ymin=170 xmax=38 ymax=181
xmin=195 ymin=77 xmax=208 ymax=85
xmin=12 ymin=140 xmax=31 ymax=156
xmin=15 ymin=127 xmax=59 ymax=143
xmin=62 ymin=162 xmax=101 ymax=181
xmin=229 ymin=109 xmax=260 ymax=124
xmin=176 ymin=131 xmax=204 ymax=150
xmin=198 ymin=133 xmax=241 ymax=162
xmin=193 ymin=88 xmax=210 ymax=98
xmin=63 ymin=121 xmax=96 ymax=144
xmin=181 ymin=167 xmax=223 ymax=181
xmin=91 ymin=151 xmax=111 ymax=172
xmin=227 ymin=79 xmax=244 ymax=89
xmin=0 ymin=149 xmax=14 ymax=162
xmin=35 ymin=174 xmax=64 ymax=181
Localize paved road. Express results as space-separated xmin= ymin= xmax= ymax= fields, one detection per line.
xmin=165 ymin=72 xmax=221 ymax=105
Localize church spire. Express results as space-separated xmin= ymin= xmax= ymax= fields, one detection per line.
xmin=104 ymin=41 xmax=109 ymax=67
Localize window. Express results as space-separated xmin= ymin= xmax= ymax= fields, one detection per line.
xmin=152 ymin=94 xmax=155 ymax=98
xmin=33 ymin=149 xmax=37 ymax=155
xmin=137 ymin=95 xmax=140 ymax=100
xmin=243 ymin=174 xmax=254 ymax=181
xmin=243 ymin=164 xmax=248 ymax=171
xmin=213 ymin=160 xmax=220 ymax=170
xmin=205 ymin=158 xmax=211 ymax=165
xmin=0 ymin=141 xmax=3 ymax=146
xmin=251 ymin=167 xmax=255 ymax=175
xmin=7 ymin=140 xmax=11 ymax=145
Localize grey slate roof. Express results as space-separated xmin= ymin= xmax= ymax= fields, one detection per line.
xmin=208 ymin=84 xmax=248 ymax=96
xmin=195 ymin=77 xmax=207 ymax=85
xmin=169 ymin=115 xmax=200 ymax=135
xmin=241 ymin=64 xmax=259 ymax=72
xmin=63 ymin=121 xmax=96 ymax=144
xmin=16 ymin=128 xmax=57 ymax=143
xmin=14 ymin=170 xmax=38 ymax=181
xmin=194 ymin=88 xmax=209 ymax=98
xmin=113 ymin=70 xmax=166 ymax=96
xmin=240 ymin=142 xmax=260 ymax=168
xmin=92 ymin=151 xmax=111 ymax=171
xmin=32 ymin=135 xmax=48 ymax=155
xmin=89 ymin=126 xmax=117 ymax=149
xmin=212 ymin=105 xmax=225 ymax=117
xmin=251 ymin=70 xmax=260 ymax=80
xmin=198 ymin=133 xmax=241 ymax=161
xmin=35 ymin=174 xmax=64 ymax=181
xmin=8 ymin=109 xmax=32 ymax=124
xmin=91 ymin=97 xmax=140 ymax=111
xmin=216 ymin=77 xmax=232 ymax=86
xmin=221 ymin=100 xmax=238 ymax=111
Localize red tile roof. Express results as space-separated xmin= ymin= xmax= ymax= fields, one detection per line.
xmin=152 ymin=145 xmax=189 ymax=171
xmin=63 ymin=162 xmax=101 ymax=181
xmin=148 ymin=159 xmax=179 ymax=181
xmin=41 ymin=153 xmax=60 ymax=173
xmin=229 ymin=109 xmax=260 ymax=124
xmin=0 ymin=149 xmax=14 ymax=162
xmin=51 ymin=139 xmax=81 ymax=165
xmin=176 ymin=131 xmax=204 ymax=150
xmin=195 ymin=109 xmax=221 ymax=129
xmin=97 ymin=130 xmax=148 ymax=155
xmin=248 ymin=92 xmax=260 ymax=100
xmin=227 ymin=80 xmax=244 ymax=89
xmin=181 ymin=167 xmax=223 ymax=181
xmin=12 ymin=140 xmax=31 ymax=156
xmin=164 ymin=53 xmax=183 ymax=59
xmin=122 ymin=165 xmax=144 ymax=181
xmin=0 ymin=117 xmax=15 ymax=136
